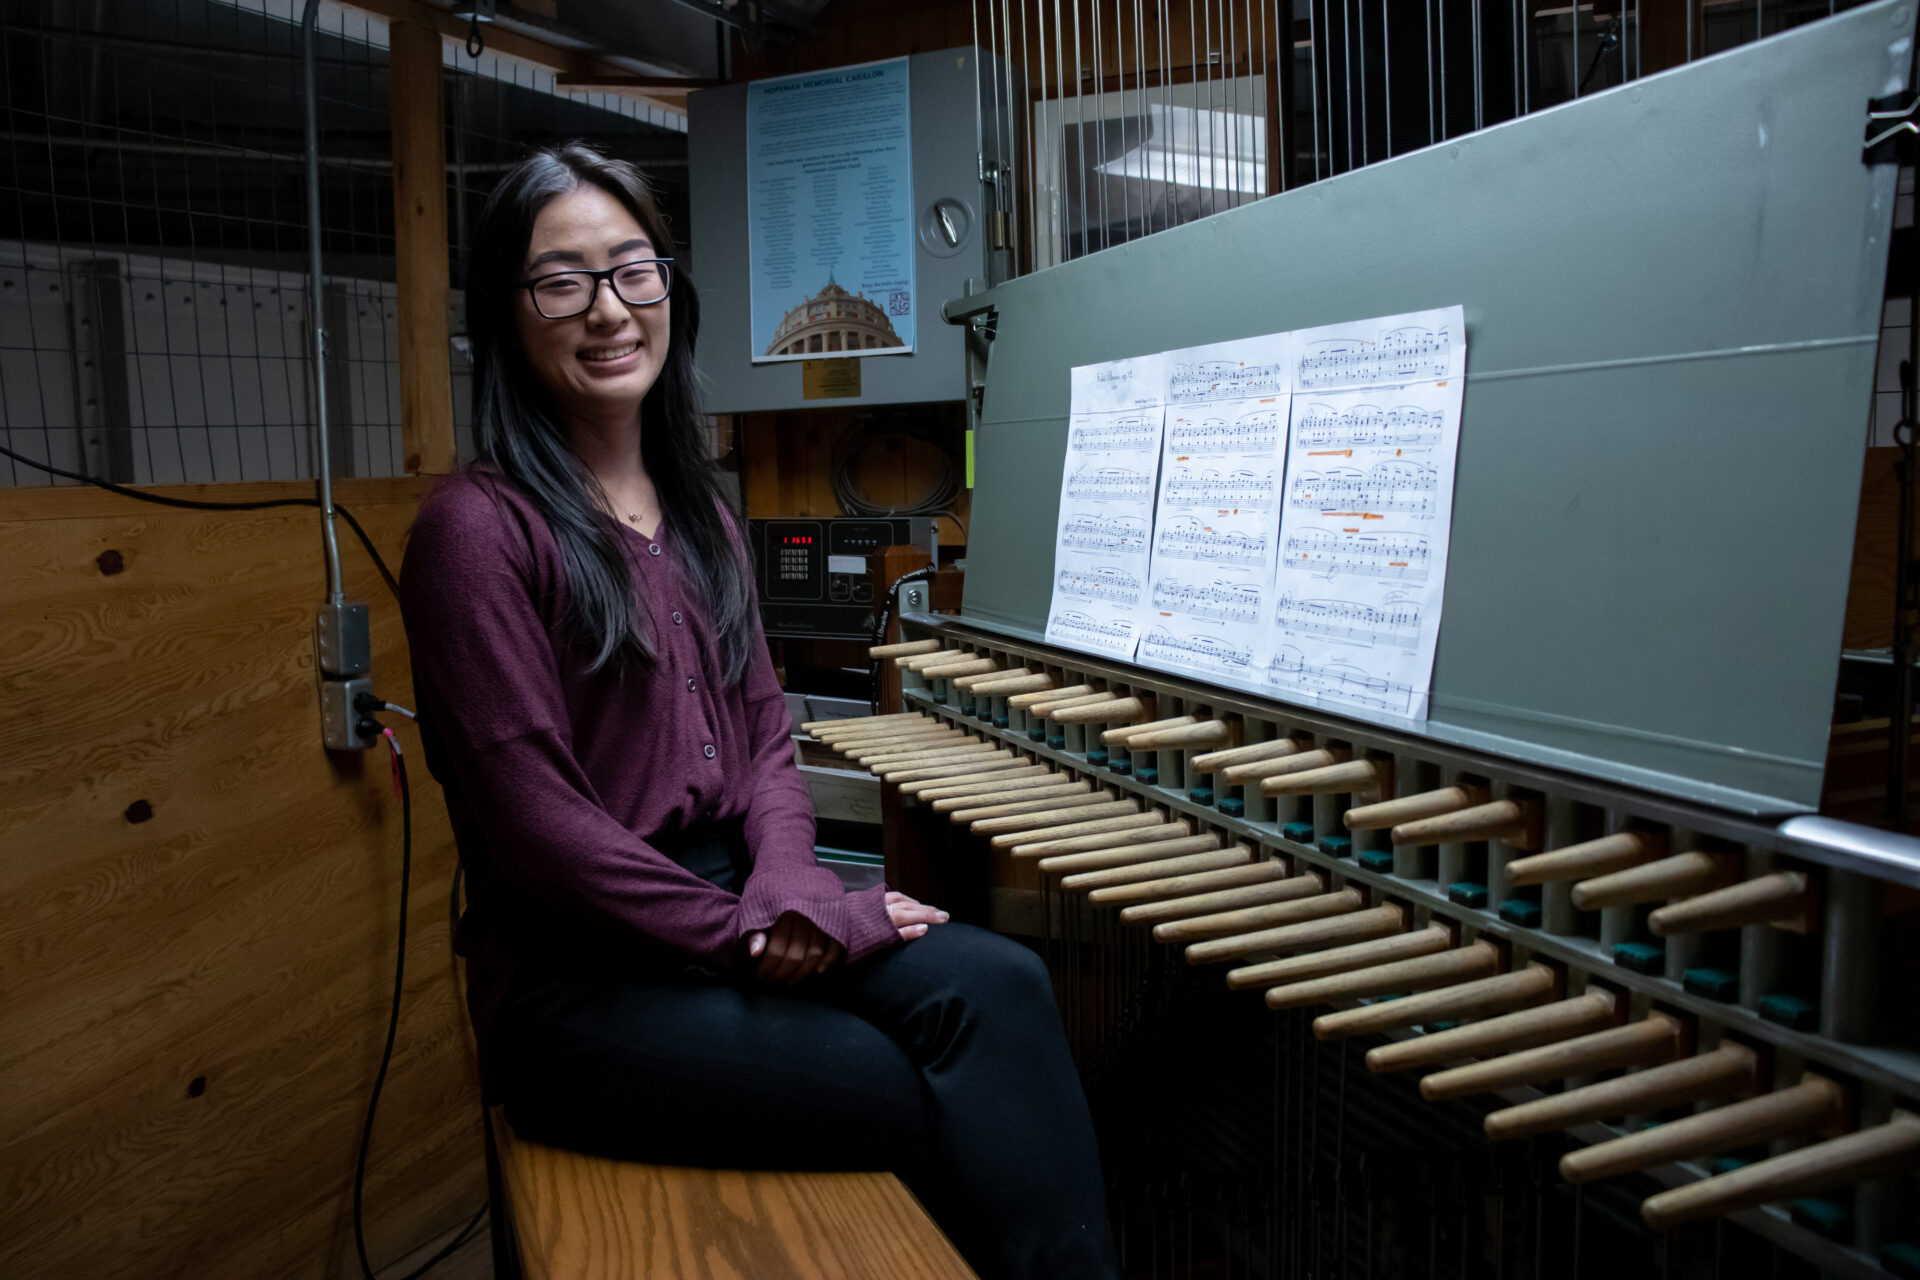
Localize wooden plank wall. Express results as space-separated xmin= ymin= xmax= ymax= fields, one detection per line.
xmin=0 ymin=477 xmax=483 ymax=1279
xmin=740 ymin=404 xmax=971 ymax=549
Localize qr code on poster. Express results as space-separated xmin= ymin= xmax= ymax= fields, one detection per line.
xmin=888 ymin=291 xmax=911 ymax=316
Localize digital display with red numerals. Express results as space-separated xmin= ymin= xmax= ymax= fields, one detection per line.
xmin=780 ymin=535 xmax=814 ymax=546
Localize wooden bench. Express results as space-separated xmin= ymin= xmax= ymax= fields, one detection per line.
xmin=486 ymin=1109 xmax=976 ymax=1279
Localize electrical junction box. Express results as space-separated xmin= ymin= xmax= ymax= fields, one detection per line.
xmin=751 ymin=517 xmax=936 ymax=639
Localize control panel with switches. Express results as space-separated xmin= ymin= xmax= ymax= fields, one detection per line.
xmin=750 ymin=517 xmax=937 ymax=639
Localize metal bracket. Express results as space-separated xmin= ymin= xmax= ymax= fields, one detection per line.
xmin=1863 ymin=92 xmax=1918 ymax=162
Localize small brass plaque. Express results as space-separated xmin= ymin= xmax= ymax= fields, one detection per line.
xmin=802 ymin=358 xmax=862 ymax=400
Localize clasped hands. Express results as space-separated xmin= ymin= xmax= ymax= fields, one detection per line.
xmin=745 ymin=891 xmax=946 ymax=985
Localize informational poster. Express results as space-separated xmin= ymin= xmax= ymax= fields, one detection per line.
xmin=746 ymin=57 xmax=916 ymax=364
xmin=1044 ymin=355 xmax=1168 ymax=660
xmin=1137 ymin=335 xmax=1292 ymax=688
xmin=1264 ymin=306 xmax=1467 ymax=719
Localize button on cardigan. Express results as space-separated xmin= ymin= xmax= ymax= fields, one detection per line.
xmin=399 ymin=472 xmax=900 ymax=1065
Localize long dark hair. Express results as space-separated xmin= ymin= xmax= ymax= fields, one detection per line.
xmin=467 ymin=142 xmax=754 ymax=684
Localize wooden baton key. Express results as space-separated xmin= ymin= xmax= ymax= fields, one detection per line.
xmin=1185 ymin=901 xmax=1405 ymax=966
xmin=969 ymin=671 xmax=1056 ymax=697
xmin=1560 ymin=1074 xmax=1848 ymax=1185
xmin=1638 ymin=1110 xmax=1920 ymax=1229
xmin=989 ymin=808 xmax=1161 ymax=850
xmin=1101 ymin=715 xmax=1196 ymax=745
xmin=1227 ymin=923 xmax=1454 ymax=992
xmin=1570 ymin=850 xmax=1739 ymax=912
xmin=808 ymin=712 xmax=928 ymax=738
xmin=1011 ymin=819 xmax=1193 ymax=859
xmin=1504 ymin=829 xmax=1666 ymax=888
xmin=944 ymin=785 xmax=1100 ymax=822
xmin=1483 ymin=1042 xmax=1763 ymax=1142
xmin=1054 ymin=695 xmax=1154 ymax=725
xmin=915 ymin=769 xmax=1063 ymax=803
xmin=863 ymin=741 xmax=993 ymax=770
xmin=1223 ymin=746 xmax=1349 ymax=786
xmin=880 ymin=752 xmax=1017 ymax=784
xmin=1060 ymin=844 xmax=1252 ymax=892
xmin=1647 ymin=870 xmax=1814 ymax=936
xmin=1009 ymin=683 xmax=1094 ymax=709
xmin=867 ymin=638 xmax=942 ymax=659
xmin=1087 ymin=859 xmax=1296 ymax=908
xmin=1262 ymin=757 xmax=1392 ymax=801
xmin=898 ymin=649 xmax=966 ymax=671
xmin=1419 ymin=1012 xmax=1685 ymax=1101
xmin=1343 ymin=784 xmax=1489 ymax=832
xmin=1116 ymin=871 xmax=1325 ymax=926
xmin=1125 ymin=719 xmax=1240 ymax=751
xmin=952 ymin=664 xmax=1028 ymax=690
xmin=1364 ymin=989 xmax=1621 ymax=1074
xmin=1026 ymin=691 xmax=1117 ymax=719
xmin=1192 ymin=737 xmax=1308 ymax=775
xmin=1314 ymin=962 xmax=1560 ymax=1040
xmin=1151 ymin=882 xmax=1355 ymax=943
xmin=1038 ymin=833 xmax=1224 ymax=876
xmin=971 ymin=798 xmax=1138 ymax=836
xmin=900 ymin=763 xmax=1047 ymax=797
xmin=1266 ymin=940 xmax=1505 ymax=1012
xmin=1392 ymin=798 xmax=1543 ymax=850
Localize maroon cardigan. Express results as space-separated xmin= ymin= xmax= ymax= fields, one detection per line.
xmin=399 ymin=472 xmax=898 ymax=1064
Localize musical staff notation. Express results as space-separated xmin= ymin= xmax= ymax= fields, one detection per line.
xmin=1141 ymin=627 xmax=1252 ymax=670
xmin=1267 ymin=645 xmax=1415 ymax=714
xmin=1297 ymin=326 xmax=1451 ymax=390
xmin=1062 ymin=514 xmax=1149 ymax=556
xmin=1151 ymin=577 xmax=1261 ymax=625
xmin=1052 ymin=611 xmax=1134 ymax=644
xmin=1165 ymin=467 xmax=1276 ymax=510
xmin=1057 ymin=565 xmax=1142 ymax=606
xmin=1155 ymin=517 xmax=1269 ymax=567
xmin=1295 ymin=401 xmax=1443 ymax=450
xmin=1067 ymin=466 xmax=1155 ymax=502
xmin=1281 ymin=528 xmax=1430 ymax=583
xmin=1070 ymin=414 xmax=1160 ymax=452
xmin=1168 ymin=410 xmax=1281 ymax=456
xmin=1288 ymin=460 xmax=1436 ymax=515
xmin=1168 ymin=359 xmax=1289 ymax=404
xmin=1274 ymin=592 xmax=1422 ymax=652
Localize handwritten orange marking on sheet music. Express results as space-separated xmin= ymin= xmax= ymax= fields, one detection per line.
xmin=1388 ymin=561 xmax=1409 ymax=567
xmin=1308 ymin=450 xmax=1352 ymax=457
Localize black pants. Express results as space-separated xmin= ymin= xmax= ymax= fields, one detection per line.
xmin=490 ymin=920 xmax=1120 ymax=1280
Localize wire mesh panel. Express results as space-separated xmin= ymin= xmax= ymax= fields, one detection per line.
xmin=0 ymin=0 xmax=689 ymax=488
xmin=973 ymin=0 xmax=1882 ymax=276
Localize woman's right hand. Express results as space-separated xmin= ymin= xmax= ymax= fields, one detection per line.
xmin=886 ymin=890 xmax=948 ymax=941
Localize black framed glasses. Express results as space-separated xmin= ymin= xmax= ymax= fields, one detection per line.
xmin=521 ymin=259 xmax=673 ymax=318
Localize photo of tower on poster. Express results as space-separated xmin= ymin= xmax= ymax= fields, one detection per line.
xmin=745 ymin=57 xmax=917 ymax=363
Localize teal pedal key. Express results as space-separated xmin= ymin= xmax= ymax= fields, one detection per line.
xmin=959 ymin=698 xmax=976 ymax=717
xmin=1189 ymin=786 xmax=1216 ymax=806
xmin=993 ymin=716 xmax=1010 ymax=729
xmin=1358 ymin=849 xmax=1396 ymax=874
xmin=1281 ymin=821 xmax=1316 ymax=844
xmin=1047 ymin=733 xmax=1066 ymax=750
xmin=1135 ymin=764 xmax=1159 ymax=784
xmin=1682 ymin=967 xmax=1739 ymax=1001
xmin=1497 ymin=898 xmax=1542 ymax=927
xmin=1789 ymin=1198 xmax=1851 ymax=1241
xmin=1446 ymin=881 xmax=1488 ymax=908
xmin=1086 ymin=748 xmax=1108 ymax=766
xmin=1319 ymin=834 xmax=1353 ymax=858
xmin=1758 ymin=993 xmax=1819 ymax=1031
xmin=1880 ymin=1242 xmax=1920 ymax=1279
xmin=1612 ymin=941 xmax=1665 ymax=974
xmin=1217 ymin=795 xmax=1246 ymax=818
xmin=1028 ymin=724 xmax=1046 ymax=741
xmin=1708 ymin=1156 xmax=1749 ymax=1176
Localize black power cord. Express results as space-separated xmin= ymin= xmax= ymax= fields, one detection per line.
xmin=0 ymin=443 xmax=400 ymax=598
xmin=3 ymin=444 xmax=486 ymax=1276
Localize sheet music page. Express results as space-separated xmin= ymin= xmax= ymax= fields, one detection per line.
xmin=1264 ymin=306 xmax=1467 ymax=720
xmin=1135 ymin=334 xmax=1293 ymax=688
xmin=1044 ymin=354 xmax=1168 ymax=660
